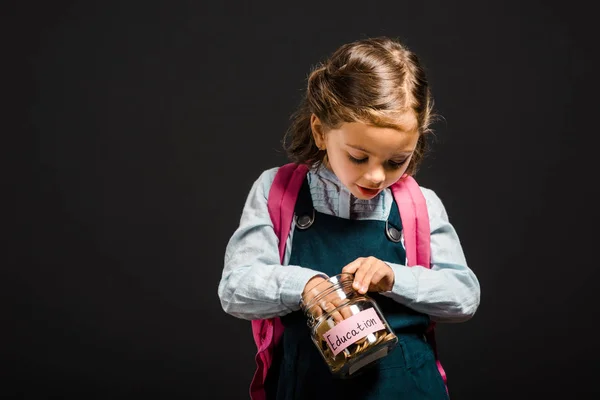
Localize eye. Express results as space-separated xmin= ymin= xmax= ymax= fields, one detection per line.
xmin=387 ymin=159 xmax=408 ymax=169
xmin=348 ymin=155 xmax=368 ymax=164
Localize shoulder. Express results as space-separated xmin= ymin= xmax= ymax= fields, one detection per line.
xmin=249 ymin=166 xmax=280 ymax=200
xmin=256 ymin=166 xmax=280 ymax=187
xmin=238 ymin=167 xmax=282 ymax=215
xmin=418 ymin=185 xmax=448 ymax=220
xmin=253 ymin=163 xmax=311 ymax=197
xmin=418 ymin=186 xmax=441 ymax=207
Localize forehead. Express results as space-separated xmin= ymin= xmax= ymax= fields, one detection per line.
xmin=331 ymin=119 xmax=419 ymax=155
xmin=377 ymin=110 xmax=420 ymax=133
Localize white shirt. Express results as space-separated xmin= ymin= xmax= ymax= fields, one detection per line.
xmin=218 ymin=165 xmax=481 ymax=323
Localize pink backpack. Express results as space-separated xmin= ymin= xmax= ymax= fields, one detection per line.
xmin=249 ymin=163 xmax=447 ymax=399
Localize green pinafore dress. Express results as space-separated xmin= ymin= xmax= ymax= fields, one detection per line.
xmin=265 ymin=178 xmax=449 ymax=400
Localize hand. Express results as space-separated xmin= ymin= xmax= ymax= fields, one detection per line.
xmin=342 ymin=256 xmax=395 ymax=294
xmin=301 ymin=275 xmax=353 ymax=323
xmin=302 ymin=275 xmax=328 ymax=305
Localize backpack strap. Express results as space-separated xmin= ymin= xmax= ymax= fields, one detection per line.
xmin=249 ymin=163 xmax=309 ymax=400
xmin=390 ymin=175 xmax=431 ymax=266
xmin=268 ymin=163 xmax=310 ymax=261
xmin=391 ymin=175 xmax=448 ymax=389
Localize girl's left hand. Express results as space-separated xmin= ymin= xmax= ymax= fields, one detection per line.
xmin=341 ymin=256 xmax=395 ymax=294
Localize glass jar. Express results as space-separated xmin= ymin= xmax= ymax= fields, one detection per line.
xmin=300 ymin=273 xmax=398 ymax=378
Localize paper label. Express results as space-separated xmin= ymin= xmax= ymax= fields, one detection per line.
xmin=322 ymin=307 xmax=385 ymax=356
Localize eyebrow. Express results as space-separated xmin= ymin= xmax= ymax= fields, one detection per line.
xmin=346 ymin=144 xmax=412 ymax=157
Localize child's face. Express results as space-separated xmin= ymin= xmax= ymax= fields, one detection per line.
xmin=313 ymin=115 xmax=419 ymax=200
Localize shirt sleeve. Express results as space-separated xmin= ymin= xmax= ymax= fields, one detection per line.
xmin=217 ymin=167 xmax=329 ymax=321
xmin=380 ymin=187 xmax=481 ymax=323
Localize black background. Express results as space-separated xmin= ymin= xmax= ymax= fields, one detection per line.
xmin=4 ymin=1 xmax=599 ymax=399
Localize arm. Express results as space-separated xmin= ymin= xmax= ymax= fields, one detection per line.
xmin=217 ymin=168 xmax=328 ymax=320
xmin=381 ymin=187 xmax=481 ymax=323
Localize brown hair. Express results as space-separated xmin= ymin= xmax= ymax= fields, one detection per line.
xmin=282 ymin=36 xmax=436 ymax=176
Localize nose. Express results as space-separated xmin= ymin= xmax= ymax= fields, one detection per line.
xmin=364 ymin=165 xmax=385 ymax=187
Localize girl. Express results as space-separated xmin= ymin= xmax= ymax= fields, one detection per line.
xmin=218 ymin=36 xmax=480 ymax=399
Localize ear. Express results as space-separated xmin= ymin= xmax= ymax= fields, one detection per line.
xmin=310 ymin=114 xmax=326 ymax=150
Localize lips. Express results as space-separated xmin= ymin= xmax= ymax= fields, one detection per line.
xmin=357 ymin=185 xmax=382 ymax=197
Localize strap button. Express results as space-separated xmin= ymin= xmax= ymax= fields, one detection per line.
xmin=294 ymin=209 xmax=315 ymax=230
xmin=385 ymin=220 xmax=402 ymax=243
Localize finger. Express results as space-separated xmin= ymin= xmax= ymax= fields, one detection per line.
xmin=330 ymin=297 xmax=354 ymax=320
xmin=356 ymin=257 xmax=379 ymax=294
xmin=338 ymin=304 xmax=354 ymax=320
xmin=369 ymin=263 xmax=395 ymax=292
xmin=331 ymin=310 xmax=343 ymax=324
xmin=349 ymin=259 xmax=369 ymax=292
xmin=368 ymin=268 xmax=385 ymax=291
xmin=304 ymin=300 xmax=322 ymax=323
xmin=312 ymin=304 xmax=323 ymax=318
xmin=322 ymin=301 xmax=344 ymax=323
xmin=302 ymin=275 xmax=327 ymax=299
xmin=341 ymin=258 xmax=364 ymax=275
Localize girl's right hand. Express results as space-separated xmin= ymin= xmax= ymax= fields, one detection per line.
xmin=301 ymin=275 xmax=328 ymax=312
xmin=301 ymin=275 xmax=353 ymax=323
